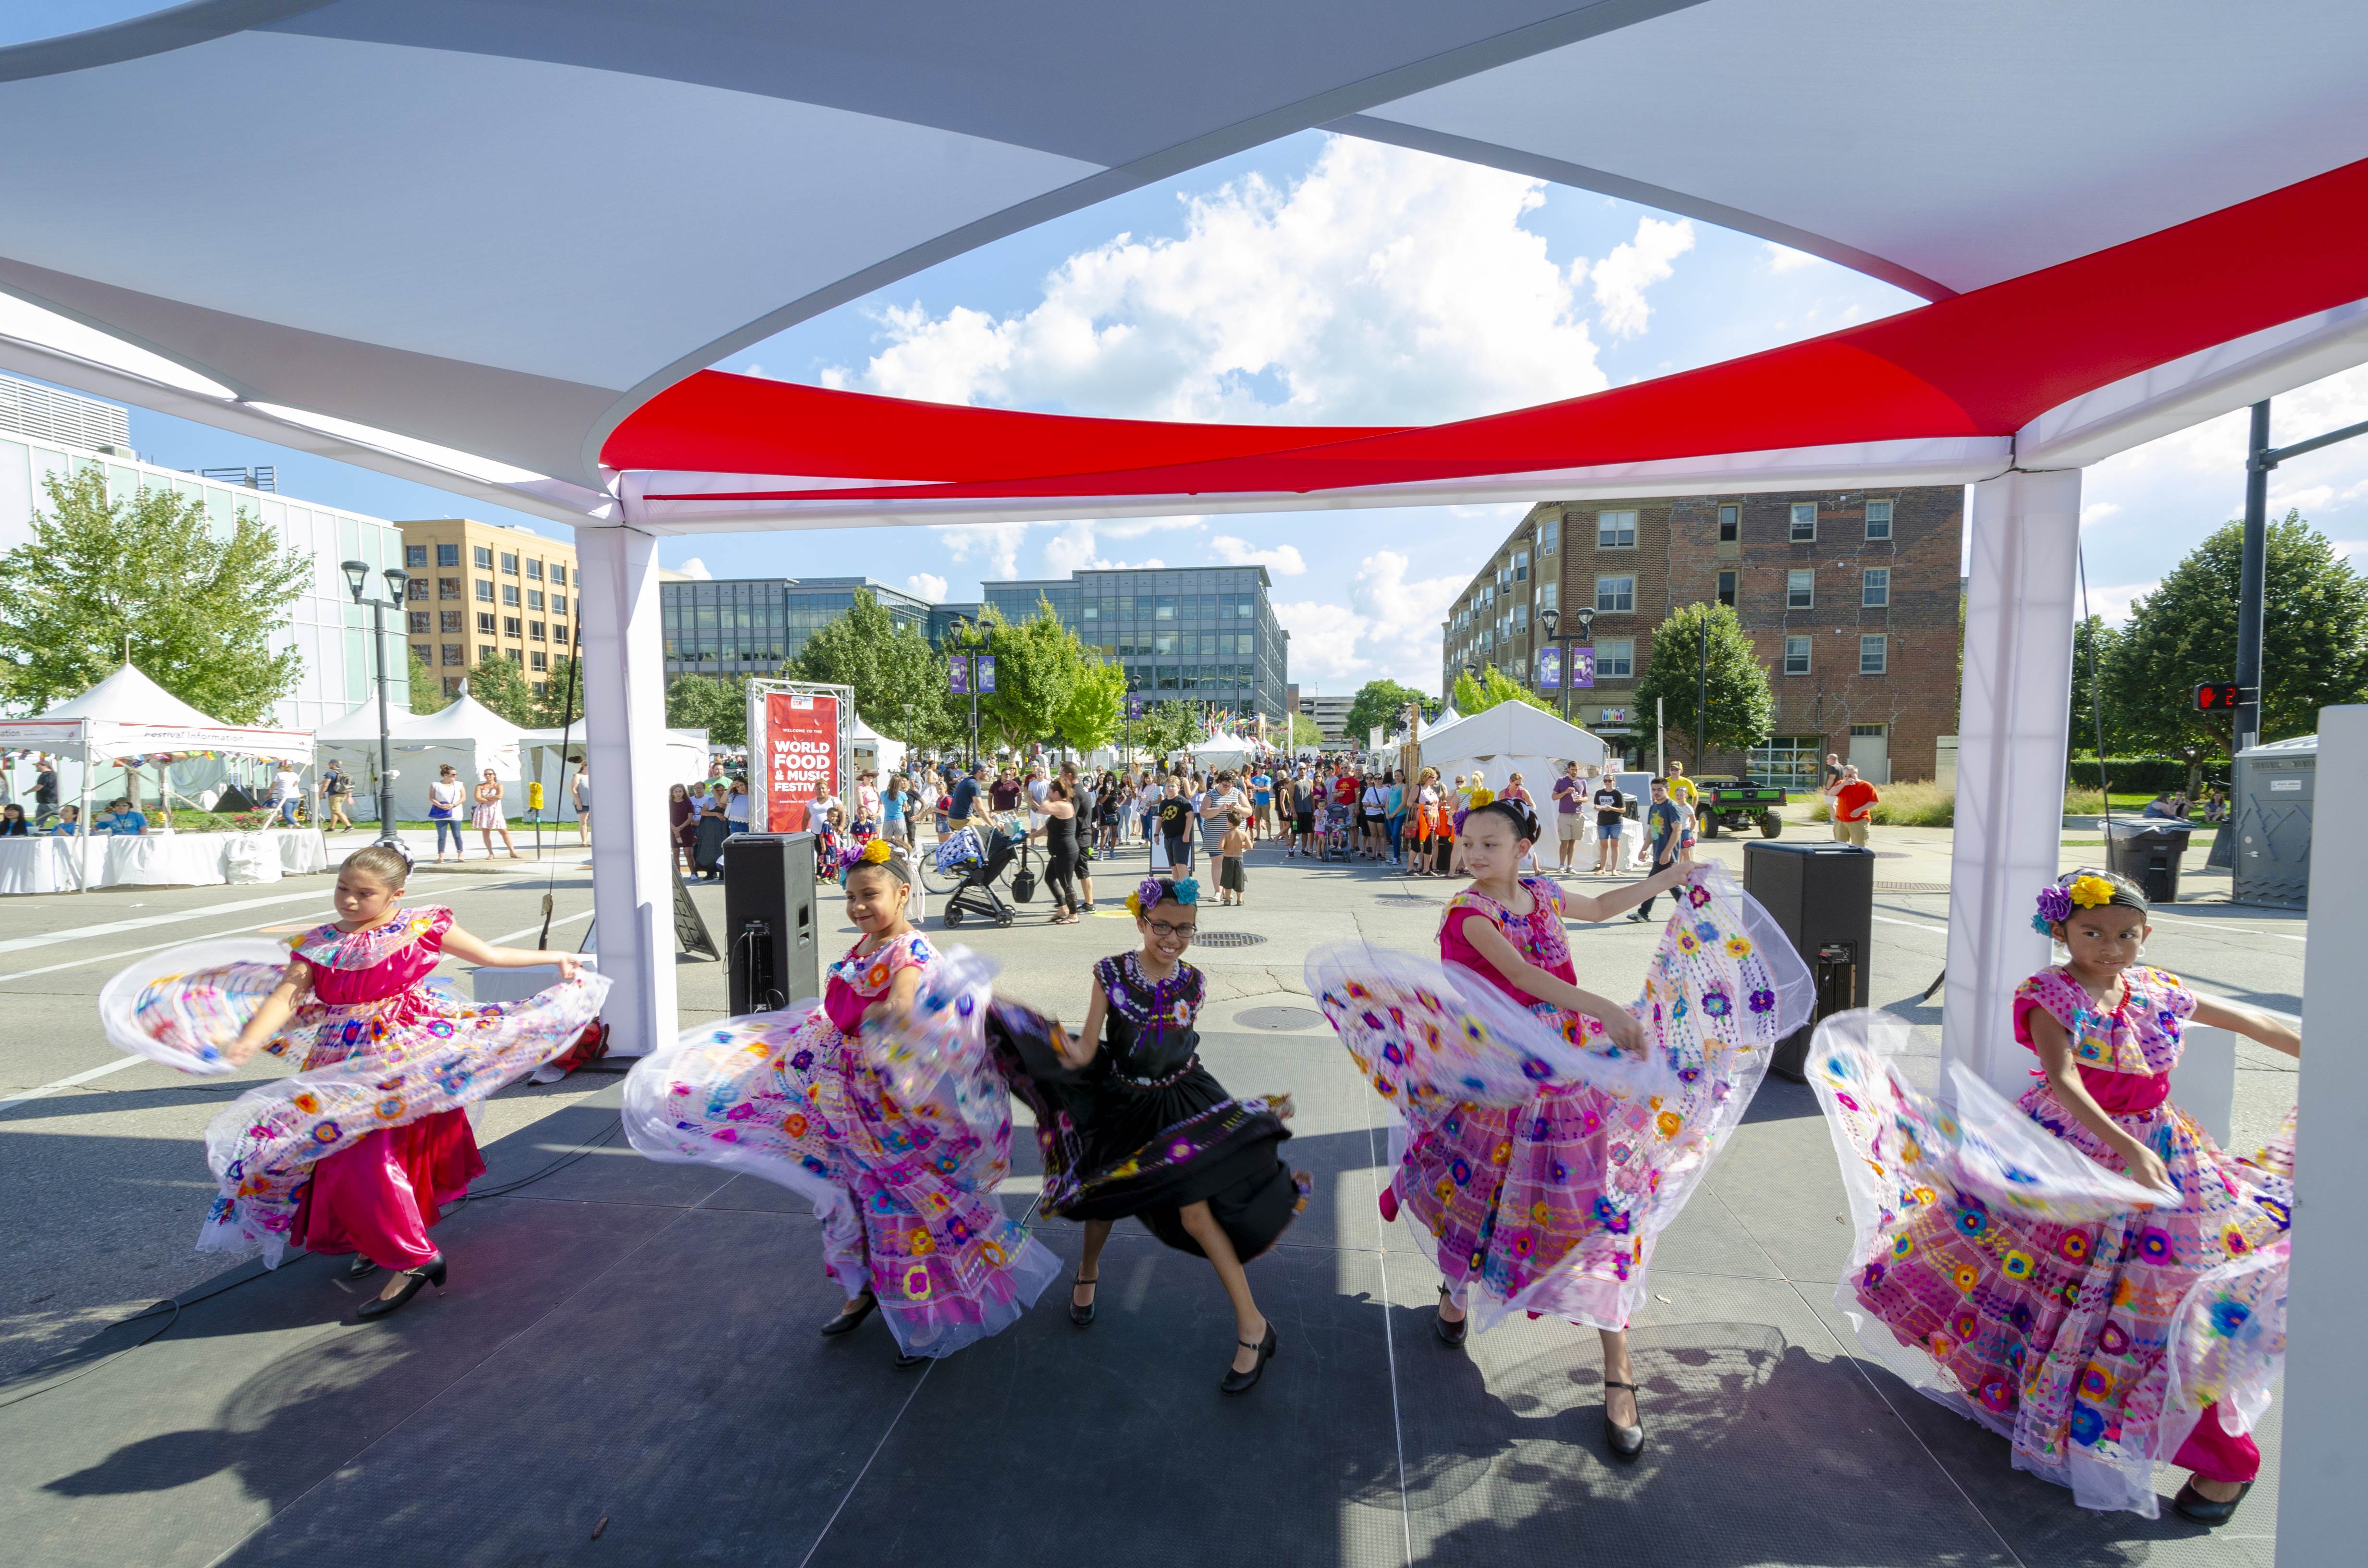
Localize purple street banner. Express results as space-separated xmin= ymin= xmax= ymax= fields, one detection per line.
xmin=950 ymin=658 xmax=970 ymax=696
xmin=1570 ymin=647 xmax=1596 ymax=688
xmin=977 ymin=654 xmax=997 ymax=694
xmin=1538 ymin=647 xmax=1560 ymax=689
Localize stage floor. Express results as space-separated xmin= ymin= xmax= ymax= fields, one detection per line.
xmin=1 ymin=1020 xmax=2278 ymax=1568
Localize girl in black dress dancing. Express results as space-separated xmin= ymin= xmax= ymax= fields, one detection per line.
xmin=990 ymin=876 xmax=1306 ymax=1393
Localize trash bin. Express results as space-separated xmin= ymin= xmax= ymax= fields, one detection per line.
xmin=2104 ymin=818 xmax=2195 ymax=905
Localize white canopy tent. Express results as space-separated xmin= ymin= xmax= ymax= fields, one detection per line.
xmin=1419 ymin=701 xmax=1607 ymax=795
xmin=331 ymin=694 xmax=523 ymax=823
xmin=5 ymin=13 xmax=2366 ymax=1541
xmin=848 ymin=715 xmax=907 ymax=782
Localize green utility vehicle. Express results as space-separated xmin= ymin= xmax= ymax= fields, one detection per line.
xmin=1691 ymin=775 xmax=1787 ymax=838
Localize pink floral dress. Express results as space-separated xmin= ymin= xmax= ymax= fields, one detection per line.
xmin=1821 ymin=964 xmax=2294 ymax=1515
xmin=625 ymin=932 xmax=1058 ymax=1359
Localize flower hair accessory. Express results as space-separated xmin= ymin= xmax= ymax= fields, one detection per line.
xmin=2031 ymin=884 xmax=2074 ymax=933
xmin=2066 ymin=873 xmax=2115 ymax=909
xmin=1125 ymin=876 xmax=1202 ymax=916
xmin=839 ymin=838 xmax=894 ymax=871
xmin=1171 ymin=878 xmax=1200 ymax=906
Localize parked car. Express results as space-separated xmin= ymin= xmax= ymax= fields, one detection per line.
xmin=1692 ymin=774 xmax=1787 ymax=837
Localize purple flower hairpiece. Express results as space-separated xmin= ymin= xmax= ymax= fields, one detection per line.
xmin=2031 ymin=883 xmax=2074 ymax=933
xmin=1135 ymin=877 xmax=1166 ymax=910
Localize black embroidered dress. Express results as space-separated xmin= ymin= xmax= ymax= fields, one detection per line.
xmin=997 ymin=953 xmax=1305 ymax=1260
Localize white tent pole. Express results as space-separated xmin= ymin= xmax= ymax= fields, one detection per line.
xmin=576 ymin=521 xmax=677 ymax=1057
xmin=1940 ymin=468 xmax=2081 ymax=1100
xmin=2278 ymin=701 xmax=2365 ymax=1563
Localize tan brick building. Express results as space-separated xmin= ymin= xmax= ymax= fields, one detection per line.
xmin=395 ymin=518 xmax=580 ymax=698
xmin=1441 ymin=488 xmax=1963 ymax=786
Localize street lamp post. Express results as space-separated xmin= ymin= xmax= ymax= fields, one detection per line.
xmin=1535 ymin=607 xmax=1594 ymax=721
xmin=343 ymin=559 xmax=410 ymax=846
xmin=949 ymin=626 xmax=994 ymax=768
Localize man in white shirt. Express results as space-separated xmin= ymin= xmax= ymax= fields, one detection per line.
xmin=1025 ymin=763 xmax=1051 ymax=839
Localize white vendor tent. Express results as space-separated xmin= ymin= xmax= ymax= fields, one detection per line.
xmin=358 ymin=695 xmax=525 ymax=822
xmin=1420 ymin=702 xmax=1607 ymax=796
xmin=849 ymin=715 xmax=907 ymax=781
xmin=1189 ymin=731 xmax=1254 ymax=772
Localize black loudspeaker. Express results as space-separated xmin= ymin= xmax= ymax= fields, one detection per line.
xmin=724 ymin=833 xmax=820 ymax=1014
xmin=1743 ymin=841 xmax=1874 ymax=1082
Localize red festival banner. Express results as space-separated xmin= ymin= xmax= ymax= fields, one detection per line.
xmin=763 ymin=691 xmax=840 ymax=832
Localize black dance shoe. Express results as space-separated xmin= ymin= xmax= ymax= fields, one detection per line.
xmin=820 ymin=1294 xmax=877 ymax=1337
xmin=1220 ymin=1322 xmax=1278 ymax=1396
xmin=2172 ymin=1480 xmax=2252 ymax=1525
xmin=896 ymin=1350 xmax=929 ymax=1368
xmin=1070 ymin=1272 xmax=1098 ymax=1328
xmin=356 ymin=1255 xmax=445 ymax=1322
xmin=346 ymin=1254 xmax=380 ymax=1281
xmin=1434 ymin=1283 xmax=1467 ymax=1348
xmin=1602 ymin=1379 xmax=1646 ymax=1461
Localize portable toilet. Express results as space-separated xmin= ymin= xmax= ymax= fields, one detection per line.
xmin=2231 ymin=734 xmax=2316 ymax=909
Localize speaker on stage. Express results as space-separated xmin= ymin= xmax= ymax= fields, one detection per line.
xmin=723 ymin=833 xmax=820 ymax=1014
xmin=1742 ymin=840 xmax=1874 ymax=1081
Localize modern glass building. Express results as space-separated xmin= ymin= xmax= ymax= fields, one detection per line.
xmin=983 ymin=565 xmax=1288 ymax=721
xmin=660 ymin=576 xmax=931 ymax=681
xmin=926 ymin=601 xmax=983 ymax=649
xmin=0 ymin=372 xmax=408 ymax=729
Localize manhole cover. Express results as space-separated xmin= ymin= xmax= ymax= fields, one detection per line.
xmin=1236 ymin=1005 xmax=1325 ymax=1031
xmin=1875 ymin=882 xmax=1951 ymax=894
xmin=1192 ymin=931 xmax=1268 ymax=948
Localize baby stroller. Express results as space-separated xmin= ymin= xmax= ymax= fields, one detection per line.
xmin=929 ymin=823 xmax=1024 ymax=928
xmin=1321 ymin=802 xmax=1353 ymax=861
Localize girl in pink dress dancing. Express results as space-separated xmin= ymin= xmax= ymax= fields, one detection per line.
xmin=100 ymin=844 xmax=608 ymax=1319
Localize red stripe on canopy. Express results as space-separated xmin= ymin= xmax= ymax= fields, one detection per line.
xmin=608 ymin=156 xmax=2368 ymax=502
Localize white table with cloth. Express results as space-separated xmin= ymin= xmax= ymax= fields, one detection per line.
xmin=0 ymin=830 xmax=328 ymax=894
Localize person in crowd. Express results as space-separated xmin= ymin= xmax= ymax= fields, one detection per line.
xmin=990 ymin=763 xmax=1024 ymax=816
xmin=33 ymin=756 xmax=59 ymax=829
xmin=1008 ymin=876 xmax=1303 ymax=1393
xmin=570 ymin=756 xmax=592 ymax=845
xmin=108 ymin=843 xmax=604 ymax=1320
xmin=948 ymin=761 xmax=987 ymax=833
xmin=1664 ymin=760 xmax=1698 ymax=814
xmin=1359 ymin=771 xmax=1388 ymax=861
xmin=693 ymin=782 xmax=731 ymax=881
xmin=1811 ymin=870 xmax=2297 ymax=1525
xmin=1591 ymin=771 xmax=1628 ymax=876
xmin=0 ymin=802 xmax=28 ymax=836
xmin=2142 ymin=791 xmax=2184 ymax=820
xmin=1292 ymin=770 xmax=1320 ymax=858
xmin=880 ymin=772 xmax=910 ymax=847
xmin=426 ymin=764 xmax=467 ymax=862
xmin=473 ymin=767 xmax=522 ymax=859
xmin=272 ymin=762 xmax=305 ymax=826
xmin=1385 ymin=770 xmax=1407 ymax=866
xmin=321 ymin=760 xmax=354 ymax=832
xmin=624 ymin=840 xmax=1058 ymax=1363
xmin=668 ymin=782 xmax=697 ymax=875
xmin=2204 ymin=785 xmax=2232 ymax=823
xmin=1823 ymin=750 xmax=1845 ymax=790
xmin=726 ymin=776 xmax=752 ymax=837
xmin=1830 ymin=764 xmax=1878 ymax=846
xmin=1249 ymin=765 xmax=1273 ymax=843
xmin=1627 ymin=778 xmax=1694 ymax=922
xmin=1310 ymin=801 xmax=1772 ymax=1462
xmin=1094 ymin=772 xmax=1123 ymax=857
xmin=1217 ymin=808 xmax=1252 ymax=906
xmin=1551 ymin=761 xmax=1588 ymax=871
xmin=1040 ymin=777 xmax=1085 ymax=925
xmin=1157 ymin=776 xmax=1195 ymax=875
xmin=50 ymin=803 xmax=81 ymax=836
xmin=1201 ymin=769 xmax=1244 ymax=870
xmin=95 ymin=797 xmax=148 ymax=835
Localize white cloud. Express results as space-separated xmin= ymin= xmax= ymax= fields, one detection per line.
xmin=2271 ymin=483 xmax=2336 ymax=513
xmin=905 ymin=572 xmax=949 ymax=602
xmin=831 ymin=137 xmax=1609 ymax=424
xmin=1100 ymin=515 xmax=1206 ymax=539
xmin=1209 ymin=535 xmax=1307 ymax=575
xmin=2083 ymin=579 xmax=2157 ymax=627
xmin=1039 ymin=521 xmax=1166 ymax=575
xmin=1762 ymin=241 xmax=1818 ymax=274
xmin=674 ymin=556 xmax=713 ymax=580
xmin=932 ymin=522 xmax=1032 ymax=580
xmin=2079 ymin=502 xmax=2121 ymax=528
xmin=1586 ymin=216 xmax=1696 ymax=339
xmin=1273 ymin=549 xmax=1466 ymax=689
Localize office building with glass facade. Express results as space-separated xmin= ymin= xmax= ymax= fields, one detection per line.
xmin=661 ymin=576 xmax=931 ymax=682
xmin=0 ymin=373 xmax=408 ymax=729
xmin=983 ymin=565 xmax=1288 ymax=721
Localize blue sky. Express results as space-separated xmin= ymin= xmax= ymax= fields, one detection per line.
xmin=111 ymin=129 xmax=2368 ymax=696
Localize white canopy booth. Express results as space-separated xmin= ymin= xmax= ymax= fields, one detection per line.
xmin=0 ymin=665 xmax=324 ymax=894
xmin=1419 ymin=700 xmax=1608 ymax=792
xmin=365 ymin=695 xmax=526 ymax=823
xmin=7 ymin=13 xmax=2367 ymax=1546
xmin=848 ymin=715 xmax=907 ymax=782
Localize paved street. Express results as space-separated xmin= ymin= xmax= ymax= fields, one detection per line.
xmin=0 ymin=819 xmax=2302 ymax=1564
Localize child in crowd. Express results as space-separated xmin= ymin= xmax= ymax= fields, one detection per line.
xmin=1216 ymin=808 xmax=1252 ymax=906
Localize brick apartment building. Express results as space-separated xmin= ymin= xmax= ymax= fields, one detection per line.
xmin=1441 ymin=488 xmax=1963 ymax=786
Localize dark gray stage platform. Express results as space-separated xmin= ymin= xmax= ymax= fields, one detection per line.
xmin=0 ymin=1024 xmax=2277 ymax=1568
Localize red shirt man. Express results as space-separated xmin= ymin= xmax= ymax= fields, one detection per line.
xmin=1331 ymin=767 xmax=1359 ymax=808
xmin=1831 ymin=769 xmax=1878 ymax=846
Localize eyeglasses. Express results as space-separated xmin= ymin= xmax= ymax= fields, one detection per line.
xmin=1144 ymin=919 xmax=1195 ymax=940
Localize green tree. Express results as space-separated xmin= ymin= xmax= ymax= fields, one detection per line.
xmin=791 ymin=588 xmax=958 ymax=747
xmin=2108 ymin=513 xmax=2368 ymax=756
xmin=1632 ymin=602 xmax=1776 ymax=765
xmin=407 ymin=647 xmax=451 ymax=714
xmin=1344 ymin=679 xmax=1439 ymax=745
xmin=463 ymin=649 xmax=541 ymax=726
xmin=1283 ymin=713 xmax=1326 ymax=750
xmin=0 ymin=467 xmax=310 ymax=721
xmin=1136 ymin=698 xmax=1207 ymax=760
xmin=533 ymin=653 xmax=585 ymax=730
xmin=666 ymin=674 xmax=749 ymax=746
xmin=2066 ymin=613 xmax=2123 ymax=760
xmin=1054 ymin=656 xmax=1126 ymax=755
xmin=975 ymin=601 xmax=1075 ymax=752
xmin=1449 ymin=663 xmax=1555 ymax=717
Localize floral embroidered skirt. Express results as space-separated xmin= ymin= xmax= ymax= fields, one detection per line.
xmin=1813 ymin=1018 xmax=2293 ymax=1517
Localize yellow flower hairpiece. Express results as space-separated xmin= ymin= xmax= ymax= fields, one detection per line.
xmin=2066 ymin=873 xmax=2115 ymax=909
xmin=860 ymin=838 xmax=892 ymax=865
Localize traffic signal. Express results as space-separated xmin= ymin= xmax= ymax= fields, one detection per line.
xmin=2195 ymin=682 xmax=2242 ymax=711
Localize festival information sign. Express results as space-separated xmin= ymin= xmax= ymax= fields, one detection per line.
xmin=762 ymin=691 xmax=841 ymax=832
